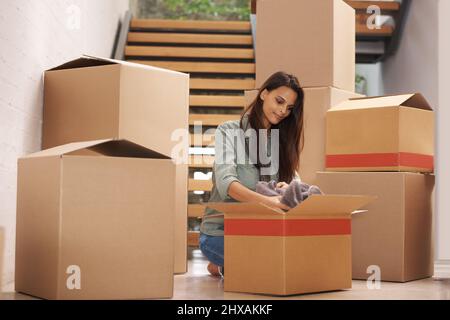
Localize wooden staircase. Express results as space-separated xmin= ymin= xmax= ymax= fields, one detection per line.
xmin=124 ymin=18 xmax=253 ymax=247
xmin=116 ymin=0 xmax=410 ymax=248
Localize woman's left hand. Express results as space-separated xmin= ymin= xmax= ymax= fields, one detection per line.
xmin=276 ymin=182 xmax=289 ymax=190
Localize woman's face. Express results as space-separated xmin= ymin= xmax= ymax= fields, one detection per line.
xmin=260 ymin=86 xmax=298 ymax=128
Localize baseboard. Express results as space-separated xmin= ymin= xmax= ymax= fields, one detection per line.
xmin=433 ymin=260 xmax=450 ymax=279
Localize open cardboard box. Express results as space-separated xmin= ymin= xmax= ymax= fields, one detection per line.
xmin=207 ymin=194 xmax=376 ymax=296
xmin=16 ymin=139 xmax=176 ymax=299
xmin=326 ymin=93 xmax=434 ymax=173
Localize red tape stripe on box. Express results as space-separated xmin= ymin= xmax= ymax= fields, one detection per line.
xmin=224 ymin=219 xmax=351 ymax=237
xmin=326 ymin=152 xmax=434 ymax=170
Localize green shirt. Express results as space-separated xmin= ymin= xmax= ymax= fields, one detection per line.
xmin=200 ymin=114 xmax=280 ymax=236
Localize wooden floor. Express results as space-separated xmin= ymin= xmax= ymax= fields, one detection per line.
xmin=2 ymin=249 xmax=450 ymax=300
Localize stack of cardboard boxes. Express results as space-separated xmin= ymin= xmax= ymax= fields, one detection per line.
xmin=15 ymin=56 xmax=189 ymax=299
xmin=216 ymin=0 xmax=378 ymax=296
xmin=317 ymin=94 xmax=435 ymax=282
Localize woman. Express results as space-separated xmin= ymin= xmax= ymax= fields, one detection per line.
xmin=199 ymin=71 xmax=305 ymax=277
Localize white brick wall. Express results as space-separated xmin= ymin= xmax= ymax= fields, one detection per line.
xmin=0 ymin=0 xmax=129 ymax=291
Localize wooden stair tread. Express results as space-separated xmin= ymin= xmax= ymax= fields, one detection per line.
xmin=128 ymin=32 xmax=252 ymax=45
xmin=356 ymin=23 xmax=394 ymax=36
xmin=131 ymin=19 xmax=251 ymax=32
xmin=190 ymin=78 xmax=255 ymax=90
xmin=188 ymin=204 xmax=205 ymax=218
xmin=129 ymin=60 xmax=255 ymax=74
xmin=189 ymin=179 xmax=213 ymax=192
xmin=190 ymin=133 xmax=215 ymax=147
xmin=189 ymin=114 xmax=241 ymax=126
xmin=125 ymin=46 xmax=254 ymax=59
xmin=187 ymin=230 xmax=200 ymax=247
xmin=345 ymin=0 xmax=400 ymax=12
xmin=189 ymin=155 xmax=215 ymax=169
xmin=190 ymin=95 xmax=246 ymax=107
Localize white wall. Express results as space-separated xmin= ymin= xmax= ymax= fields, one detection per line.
xmin=381 ymin=0 xmax=450 ymax=274
xmin=0 ymin=0 xmax=129 ymax=291
xmin=356 ymin=63 xmax=384 ymax=96
xmin=382 ymin=0 xmax=439 ymax=107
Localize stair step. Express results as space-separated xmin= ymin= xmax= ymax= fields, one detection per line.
xmin=189 ymin=155 xmax=215 ymax=169
xmin=129 ymin=60 xmax=255 ymax=74
xmin=356 ymin=23 xmax=394 ymax=37
xmin=190 ymin=78 xmax=255 ymax=90
xmin=190 ymin=95 xmax=246 ymax=107
xmin=189 ymin=114 xmax=240 ymax=126
xmin=128 ymin=32 xmax=253 ymax=45
xmin=190 ymin=133 xmax=215 ymax=147
xmin=131 ymin=19 xmax=251 ymax=32
xmin=125 ymin=46 xmax=254 ymax=59
xmin=187 ymin=230 xmax=200 ymax=247
xmin=189 ymin=179 xmax=213 ymax=192
xmin=188 ymin=204 xmax=205 ymax=218
xmin=346 ymin=0 xmax=400 ymax=12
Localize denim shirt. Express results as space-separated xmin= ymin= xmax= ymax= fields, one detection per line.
xmin=200 ymin=115 xmax=282 ymax=237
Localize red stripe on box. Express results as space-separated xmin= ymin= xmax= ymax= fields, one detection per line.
xmin=326 ymin=152 xmax=434 ymax=169
xmin=224 ymin=219 xmax=351 ymax=237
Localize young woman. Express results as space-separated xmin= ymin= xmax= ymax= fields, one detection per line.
xmin=199 ymin=71 xmax=305 ymax=277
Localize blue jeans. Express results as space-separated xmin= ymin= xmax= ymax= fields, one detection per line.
xmin=199 ymin=233 xmax=224 ymax=267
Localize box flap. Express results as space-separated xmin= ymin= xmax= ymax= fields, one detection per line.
xmin=331 ymin=93 xmax=432 ymax=112
xmin=79 ymin=140 xmax=171 ymax=159
xmin=22 ymin=139 xmax=114 ymax=158
xmin=47 ymin=55 xmax=118 ymax=71
xmin=206 ymin=202 xmax=284 ymax=217
xmin=287 ymin=195 xmax=377 ymax=216
xmin=48 ymin=55 xmax=188 ymax=77
xmin=22 ymin=139 xmax=171 ymax=159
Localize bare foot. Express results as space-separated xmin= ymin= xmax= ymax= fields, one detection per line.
xmin=207 ymin=262 xmax=221 ymax=277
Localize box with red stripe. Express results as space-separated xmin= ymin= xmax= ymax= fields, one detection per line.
xmin=326 ymin=93 xmax=434 ymax=173
xmin=207 ymin=194 xmax=375 ymax=296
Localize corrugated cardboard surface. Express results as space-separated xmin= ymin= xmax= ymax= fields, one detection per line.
xmin=316 ymin=172 xmax=434 ymax=282
xmin=326 ymin=94 xmax=434 ymax=173
xmin=245 ymin=88 xmax=363 ymax=184
xmin=300 ymin=87 xmax=362 ymax=184
xmin=16 ymin=140 xmax=176 ymax=299
xmin=42 ymin=56 xmax=189 ymax=273
xmin=208 ymin=195 xmax=373 ymax=295
xmin=256 ymin=0 xmax=355 ymax=91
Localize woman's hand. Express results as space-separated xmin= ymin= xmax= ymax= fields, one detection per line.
xmin=276 ymin=182 xmax=289 ymax=190
xmin=263 ymin=195 xmax=291 ymax=211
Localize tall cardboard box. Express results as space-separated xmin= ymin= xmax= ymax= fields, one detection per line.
xmin=42 ymin=55 xmax=189 ymax=273
xmin=326 ymin=94 xmax=434 ymax=173
xmin=316 ymin=172 xmax=435 ymax=282
xmin=208 ymin=195 xmax=374 ymax=295
xmin=245 ymin=88 xmax=363 ymax=184
xmin=16 ymin=139 xmax=175 ymax=299
xmin=256 ymin=0 xmax=355 ymax=91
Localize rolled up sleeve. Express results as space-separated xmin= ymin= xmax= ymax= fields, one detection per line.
xmin=214 ymin=124 xmax=241 ymax=199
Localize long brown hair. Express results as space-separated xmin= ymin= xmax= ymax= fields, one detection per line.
xmin=241 ymin=71 xmax=304 ymax=183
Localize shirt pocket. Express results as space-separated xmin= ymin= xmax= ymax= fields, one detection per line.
xmin=236 ymin=163 xmax=259 ymax=191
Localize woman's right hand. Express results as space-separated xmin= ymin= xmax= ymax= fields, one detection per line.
xmin=263 ymin=195 xmax=291 ymax=211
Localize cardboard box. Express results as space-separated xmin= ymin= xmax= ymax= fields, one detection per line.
xmin=316 ymin=172 xmax=435 ymax=282
xmin=207 ymin=195 xmax=374 ymax=295
xmin=15 ymin=139 xmax=175 ymax=299
xmin=42 ymin=55 xmax=189 ymax=273
xmin=245 ymin=88 xmax=363 ymax=184
xmin=256 ymin=0 xmax=355 ymax=91
xmin=326 ymin=94 xmax=434 ymax=173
